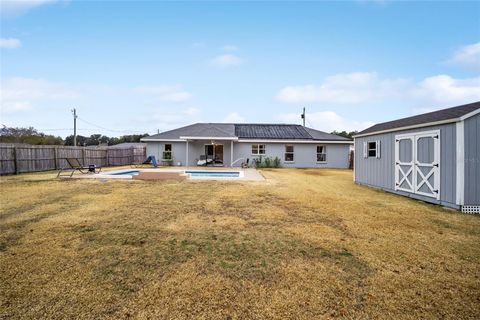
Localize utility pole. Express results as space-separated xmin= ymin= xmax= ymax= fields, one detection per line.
xmin=72 ymin=108 xmax=78 ymax=146
xmin=301 ymin=107 xmax=306 ymax=126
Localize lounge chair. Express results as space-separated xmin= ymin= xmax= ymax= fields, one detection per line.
xmin=197 ymin=155 xmax=214 ymax=166
xmin=57 ymin=158 xmax=102 ymax=177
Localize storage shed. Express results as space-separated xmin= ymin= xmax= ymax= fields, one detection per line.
xmin=354 ymin=101 xmax=479 ymax=213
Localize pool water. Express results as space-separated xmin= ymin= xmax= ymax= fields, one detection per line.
xmin=185 ymin=170 xmax=240 ymax=177
xmin=108 ymin=170 xmax=140 ymax=176
xmin=102 ymin=169 xmax=242 ymax=179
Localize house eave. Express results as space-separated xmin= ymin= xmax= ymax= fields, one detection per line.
xmin=141 ymin=138 xmax=186 ymax=142
xmin=179 ymin=136 xmax=239 ymax=141
xmin=237 ymin=139 xmax=352 ymax=144
xmin=353 ymin=118 xmax=461 ymax=138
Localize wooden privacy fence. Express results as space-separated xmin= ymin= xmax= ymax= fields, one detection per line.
xmin=0 ymin=145 xmax=146 ymax=175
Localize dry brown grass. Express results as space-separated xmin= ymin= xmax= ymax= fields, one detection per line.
xmin=1 ymin=168 xmax=479 ymax=319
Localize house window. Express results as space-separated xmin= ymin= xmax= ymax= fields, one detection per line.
xmin=163 ymin=144 xmax=172 ymax=160
xmin=284 ymin=145 xmax=294 ymax=162
xmin=251 ymin=144 xmax=266 ymax=155
xmin=317 ymin=145 xmax=326 ymax=162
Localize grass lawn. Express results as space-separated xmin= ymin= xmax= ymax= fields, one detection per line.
xmin=1 ymin=168 xmax=479 ymax=319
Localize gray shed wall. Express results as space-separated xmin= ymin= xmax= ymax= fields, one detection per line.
xmin=464 ymin=113 xmax=480 ymax=205
xmin=354 ymin=123 xmax=457 ymax=208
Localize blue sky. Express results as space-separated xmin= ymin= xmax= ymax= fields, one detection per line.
xmin=1 ymin=0 xmax=479 ymax=137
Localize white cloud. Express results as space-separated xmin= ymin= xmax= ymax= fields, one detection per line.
xmin=276 ymin=111 xmax=374 ymax=133
xmin=210 ymin=54 xmax=243 ymax=67
xmin=411 ymin=75 xmax=480 ymax=106
xmin=0 ymin=38 xmax=21 ymax=49
xmin=134 ymin=108 xmax=203 ymax=132
xmin=133 ymin=85 xmax=192 ymax=102
xmin=0 ymin=0 xmax=59 ymax=16
xmin=223 ymin=112 xmax=246 ymax=123
xmin=276 ymin=71 xmax=480 ymax=108
xmin=448 ymin=42 xmax=480 ymax=69
xmin=277 ymin=72 xmax=408 ymax=104
xmin=222 ymin=45 xmax=238 ymax=52
xmin=0 ymin=77 xmax=79 ymax=114
xmin=183 ymin=107 xmax=200 ymax=116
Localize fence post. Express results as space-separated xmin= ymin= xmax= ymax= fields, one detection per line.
xmin=106 ymin=149 xmax=109 ymax=167
xmin=13 ymin=147 xmax=19 ymax=174
xmin=53 ymin=147 xmax=58 ymax=170
xmin=82 ymin=148 xmax=86 ymax=165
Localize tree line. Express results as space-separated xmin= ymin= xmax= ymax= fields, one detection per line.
xmin=0 ymin=125 xmax=358 ymax=146
xmin=0 ymin=126 xmax=149 ymax=146
xmin=330 ymin=130 xmax=358 ymax=139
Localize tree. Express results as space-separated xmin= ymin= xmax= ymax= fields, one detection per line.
xmin=64 ymin=135 xmax=88 ymax=146
xmin=63 ymin=133 xmax=150 ymax=146
xmin=330 ymin=130 xmax=358 ymax=139
xmin=113 ymin=133 xmax=150 ymax=144
xmin=0 ymin=125 xmax=64 ymax=145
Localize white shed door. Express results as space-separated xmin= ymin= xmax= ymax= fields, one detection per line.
xmin=414 ymin=132 xmax=440 ymax=199
xmin=395 ymin=130 xmax=440 ymax=199
xmin=395 ymin=136 xmax=415 ymax=193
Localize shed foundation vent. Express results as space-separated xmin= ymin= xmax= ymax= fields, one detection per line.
xmin=462 ymin=206 xmax=480 ymax=214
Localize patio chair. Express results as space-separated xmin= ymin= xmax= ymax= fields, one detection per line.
xmin=241 ymin=158 xmax=250 ymax=168
xmin=57 ymin=158 xmax=102 ymax=178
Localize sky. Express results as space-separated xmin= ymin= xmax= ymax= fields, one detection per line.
xmin=1 ymin=0 xmax=479 ymax=137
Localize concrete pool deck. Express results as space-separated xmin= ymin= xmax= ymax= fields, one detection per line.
xmin=61 ymin=167 xmax=265 ymax=181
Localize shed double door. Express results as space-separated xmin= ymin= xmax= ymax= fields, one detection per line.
xmin=395 ymin=130 xmax=440 ymax=200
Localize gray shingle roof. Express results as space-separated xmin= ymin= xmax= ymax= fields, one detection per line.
xmin=143 ymin=123 xmax=350 ymax=141
xmin=358 ymin=101 xmax=480 ymax=136
xmin=145 ymin=123 xmax=235 ymax=139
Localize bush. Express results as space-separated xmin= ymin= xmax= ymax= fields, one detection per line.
xmin=254 ymin=156 xmax=281 ymax=168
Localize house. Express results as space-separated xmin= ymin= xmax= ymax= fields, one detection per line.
xmin=353 ymin=101 xmax=480 ymax=213
xmin=141 ymin=123 xmax=352 ymax=168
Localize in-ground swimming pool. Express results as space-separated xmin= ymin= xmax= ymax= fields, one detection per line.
xmin=97 ymin=169 xmax=243 ymax=179
xmin=185 ymin=170 xmax=241 ymax=178
xmin=107 ymin=170 xmax=140 ymax=176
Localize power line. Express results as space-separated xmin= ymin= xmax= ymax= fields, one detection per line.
xmin=76 ymin=116 xmax=150 ymax=134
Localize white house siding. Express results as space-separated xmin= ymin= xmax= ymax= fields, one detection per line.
xmin=146 ymin=141 xmax=233 ymax=166
xmin=146 ymin=142 xmax=186 ymax=165
xmin=464 ymin=113 xmax=480 ymax=205
xmin=232 ymin=142 xmax=350 ymax=168
xmin=354 ymin=123 xmax=458 ymax=208
xmin=146 ymin=141 xmax=350 ymax=168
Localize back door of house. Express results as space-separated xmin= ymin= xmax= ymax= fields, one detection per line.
xmin=395 ymin=130 xmax=440 ymax=200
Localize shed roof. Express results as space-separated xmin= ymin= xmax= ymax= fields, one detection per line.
xmin=357 ymin=101 xmax=480 ymax=137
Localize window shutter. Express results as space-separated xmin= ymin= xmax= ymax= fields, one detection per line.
xmin=363 ymin=142 xmax=367 ymax=158
xmin=376 ymin=140 xmax=381 ymax=159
